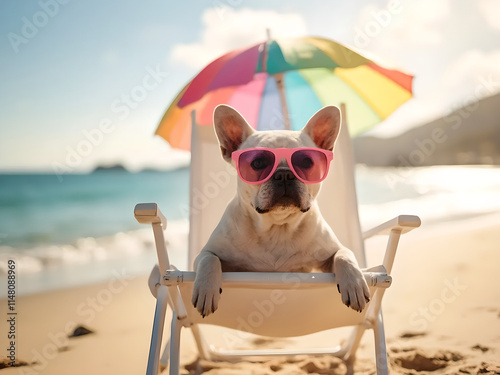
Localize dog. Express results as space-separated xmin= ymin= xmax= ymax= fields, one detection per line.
xmin=192 ymin=104 xmax=370 ymax=317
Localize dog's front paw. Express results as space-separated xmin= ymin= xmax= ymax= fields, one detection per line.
xmin=192 ymin=277 xmax=222 ymax=318
xmin=335 ymin=261 xmax=371 ymax=313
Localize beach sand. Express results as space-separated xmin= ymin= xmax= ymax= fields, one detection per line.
xmin=1 ymin=213 xmax=500 ymax=374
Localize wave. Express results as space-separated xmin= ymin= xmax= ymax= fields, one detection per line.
xmin=0 ymin=220 xmax=189 ymax=295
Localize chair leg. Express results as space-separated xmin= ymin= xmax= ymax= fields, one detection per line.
xmin=342 ymin=325 xmax=367 ymax=375
xmin=373 ymin=311 xmax=389 ymax=375
xmin=146 ymin=285 xmax=169 ymax=375
xmin=191 ymin=324 xmax=211 ymax=360
xmin=169 ymin=311 xmax=182 ymax=375
xmin=159 ymin=336 xmax=171 ymax=371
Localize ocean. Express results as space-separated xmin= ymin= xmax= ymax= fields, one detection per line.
xmin=1 ymin=165 xmax=500 ymax=296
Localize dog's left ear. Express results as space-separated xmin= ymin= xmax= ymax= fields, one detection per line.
xmin=302 ymin=106 xmax=341 ymax=151
xmin=214 ymin=105 xmax=255 ymax=162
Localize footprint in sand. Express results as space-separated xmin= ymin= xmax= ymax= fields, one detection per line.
xmin=398 ymin=331 xmax=427 ymax=339
xmin=185 ymin=355 xmax=346 ymax=375
xmin=68 ymin=325 xmax=94 ymax=337
xmin=389 ymin=348 xmax=463 ymax=372
xmin=471 ymin=344 xmax=490 ymax=353
xmin=0 ymin=358 xmax=30 ymax=369
xmin=456 ymin=363 xmax=500 ymax=374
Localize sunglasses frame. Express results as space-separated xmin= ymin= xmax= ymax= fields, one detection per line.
xmin=232 ymin=147 xmax=334 ymax=185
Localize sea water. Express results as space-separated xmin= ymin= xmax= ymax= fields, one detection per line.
xmin=0 ymin=169 xmax=190 ymax=296
xmin=1 ymin=165 xmax=500 ymax=296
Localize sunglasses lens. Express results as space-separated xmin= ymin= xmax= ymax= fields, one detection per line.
xmin=238 ymin=150 xmax=275 ymax=183
xmin=291 ymin=150 xmax=328 ymax=182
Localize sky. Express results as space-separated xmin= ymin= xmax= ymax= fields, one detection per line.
xmin=0 ymin=0 xmax=499 ymax=173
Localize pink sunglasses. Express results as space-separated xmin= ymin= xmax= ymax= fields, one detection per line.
xmin=232 ymin=147 xmax=334 ymax=185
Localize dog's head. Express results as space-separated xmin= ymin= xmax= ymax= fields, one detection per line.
xmin=214 ymin=105 xmax=341 ymax=217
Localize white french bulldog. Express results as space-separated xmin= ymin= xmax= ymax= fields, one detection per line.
xmin=192 ymin=105 xmax=370 ymax=317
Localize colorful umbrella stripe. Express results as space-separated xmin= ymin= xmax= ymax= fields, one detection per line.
xmin=157 ymin=36 xmax=413 ymax=150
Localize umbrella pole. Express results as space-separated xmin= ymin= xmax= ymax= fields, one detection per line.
xmin=274 ymin=73 xmax=291 ymax=130
xmin=340 ymin=103 xmax=347 ymax=128
xmin=264 ymin=29 xmax=291 ymax=130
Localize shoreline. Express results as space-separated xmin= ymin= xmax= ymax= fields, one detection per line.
xmin=0 ymin=220 xmax=189 ymax=298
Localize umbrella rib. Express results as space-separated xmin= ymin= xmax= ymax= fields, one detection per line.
xmin=274 ymin=73 xmax=291 ymax=131
xmin=262 ymin=42 xmax=269 ymax=73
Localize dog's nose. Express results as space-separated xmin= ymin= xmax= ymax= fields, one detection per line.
xmin=273 ymin=168 xmax=295 ymax=181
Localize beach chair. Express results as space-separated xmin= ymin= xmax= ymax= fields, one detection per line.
xmin=135 ymin=105 xmax=421 ymax=375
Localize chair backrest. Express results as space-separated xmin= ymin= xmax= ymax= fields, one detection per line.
xmin=187 ymin=107 xmax=366 ymax=270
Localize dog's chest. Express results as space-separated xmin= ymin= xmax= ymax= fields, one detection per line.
xmin=220 ymin=232 xmax=326 ymax=272
xmin=213 ymin=204 xmax=338 ymax=272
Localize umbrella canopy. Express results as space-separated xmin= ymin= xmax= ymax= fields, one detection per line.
xmin=157 ymin=36 xmax=413 ymax=150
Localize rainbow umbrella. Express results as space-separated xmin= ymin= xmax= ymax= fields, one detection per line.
xmin=156 ymin=36 xmax=413 ymax=150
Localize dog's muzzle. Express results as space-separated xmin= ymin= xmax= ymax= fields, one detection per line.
xmin=268 ymin=168 xmax=305 ymax=209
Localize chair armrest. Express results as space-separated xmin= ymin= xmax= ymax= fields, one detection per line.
xmin=163 ymin=270 xmax=393 ymax=289
xmin=135 ymin=203 xmax=170 ymax=274
xmin=134 ymin=203 xmax=167 ymax=228
xmin=363 ymin=215 xmax=420 ymax=239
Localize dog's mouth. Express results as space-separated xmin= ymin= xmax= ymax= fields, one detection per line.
xmin=255 ymin=198 xmax=309 ymax=214
xmin=254 ymin=180 xmax=311 ymax=214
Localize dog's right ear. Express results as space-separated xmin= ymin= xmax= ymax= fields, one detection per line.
xmin=213 ymin=105 xmax=255 ymax=162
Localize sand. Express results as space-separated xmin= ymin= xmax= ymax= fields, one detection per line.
xmin=1 ymin=213 xmax=500 ymax=374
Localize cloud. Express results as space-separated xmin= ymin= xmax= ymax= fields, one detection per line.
xmin=352 ymin=0 xmax=451 ymax=51
xmin=169 ymin=7 xmax=307 ymax=70
xmin=478 ymin=0 xmax=500 ymax=31
xmin=369 ymin=49 xmax=500 ymax=137
xmin=442 ymin=49 xmax=500 ymax=106
xmin=367 ymin=96 xmax=449 ymax=137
